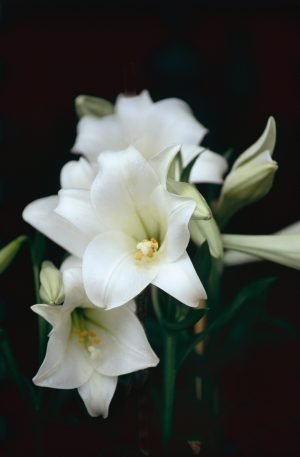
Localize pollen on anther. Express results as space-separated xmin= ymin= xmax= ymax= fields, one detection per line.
xmin=93 ymin=337 xmax=101 ymax=345
xmin=73 ymin=327 xmax=81 ymax=334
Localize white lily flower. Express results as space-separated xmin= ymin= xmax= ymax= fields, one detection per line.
xmin=32 ymin=266 xmax=159 ymax=418
xmin=72 ymin=90 xmax=227 ymax=185
xmin=223 ymin=221 xmax=300 ymax=269
xmin=23 ymin=146 xmax=206 ymax=309
xmin=216 ymin=117 xmax=277 ymax=226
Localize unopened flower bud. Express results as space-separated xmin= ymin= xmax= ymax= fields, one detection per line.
xmin=216 ymin=117 xmax=277 ymax=227
xmin=75 ymin=95 xmax=114 ymax=119
xmin=39 ymin=261 xmax=64 ymax=305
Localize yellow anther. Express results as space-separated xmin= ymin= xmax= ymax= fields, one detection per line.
xmin=73 ymin=327 xmax=81 ymax=334
xmin=134 ymin=251 xmax=143 ymax=261
xmin=135 ymin=238 xmax=159 ymax=260
xmin=93 ymin=337 xmax=101 ymax=345
xmin=80 ymin=330 xmax=88 ymax=337
xmin=89 ymin=331 xmax=96 ymax=337
xmin=146 ymin=248 xmax=154 ymax=258
xmin=78 ymin=337 xmax=85 ymax=343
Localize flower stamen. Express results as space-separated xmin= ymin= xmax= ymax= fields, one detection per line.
xmin=134 ymin=238 xmax=159 ymax=261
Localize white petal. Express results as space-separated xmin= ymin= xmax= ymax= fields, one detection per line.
xmin=72 ymin=115 xmax=125 ymax=161
xmin=181 ymin=144 xmax=204 ymax=167
xmin=60 ymin=157 xmax=96 ymax=189
xmin=83 ymin=231 xmax=159 ymax=308
xmin=84 ymin=306 xmax=159 ymax=376
xmin=161 ymin=192 xmax=195 ymax=262
xmin=78 ymin=372 xmax=117 ymax=418
xmin=60 ymin=255 xmax=82 ymax=271
xmin=91 ymin=146 xmax=160 ymax=238
xmin=34 ymin=335 xmax=93 ymax=389
xmin=61 ymin=268 xmax=90 ymax=312
xmin=32 ymin=316 xmax=72 ymax=386
xmin=23 ymin=196 xmax=88 ymax=258
xmin=116 ymin=90 xmax=153 ymax=123
xmin=144 ymin=98 xmax=207 ymax=155
xmin=31 ymin=303 xmax=64 ymax=327
xmin=152 ymin=252 xmax=207 ymax=307
xmin=55 ymin=189 xmax=101 ymax=239
xmin=189 ymin=149 xmax=228 ymax=184
xmin=150 ymin=144 xmax=181 ymax=185
xmin=233 ymin=116 xmax=276 ymax=169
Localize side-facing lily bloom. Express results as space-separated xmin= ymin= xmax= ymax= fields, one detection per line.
xmin=23 ymin=146 xmax=207 ymax=309
xmin=32 ymin=266 xmax=159 ymax=418
xmin=72 ymin=90 xmax=228 ymax=185
xmin=223 ymin=221 xmax=300 ymax=270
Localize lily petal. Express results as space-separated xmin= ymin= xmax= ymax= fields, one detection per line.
xmin=161 ymin=192 xmax=196 ymax=262
xmin=78 ymin=372 xmax=117 ymax=418
xmin=189 ymin=149 xmax=228 ymax=184
xmin=60 ymin=157 xmax=96 ymax=189
xmin=152 ymin=252 xmax=207 ymax=307
xmin=55 ymin=189 xmax=101 ymax=239
xmin=91 ymin=146 xmax=160 ymax=237
xmin=22 ymin=196 xmax=88 ymax=258
xmin=34 ymin=334 xmax=93 ymax=389
xmin=84 ymin=306 xmax=159 ymax=376
xmin=83 ymin=231 xmax=159 ymax=308
xmin=144 ymin=98 xmax=207 ymax=155
xmin=72 ymin=115 xmax=125 ymax=160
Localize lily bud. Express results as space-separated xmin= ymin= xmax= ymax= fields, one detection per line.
xmin=39 ymin=261 xmax=64 ymax=305
xmin=222 ymin=231 xmax=300 ymax=271
xmin=167 ymin=179 xmax=212 ymax=220
xmin=75 ymin=95 xmax=114 ymax=119
xmin=0 ymin=236 xmax=27 ymax=274
xmin=215 ymin=117 xmax=277 ymax=227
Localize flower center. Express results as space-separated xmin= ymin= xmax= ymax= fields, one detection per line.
xmin=134 ymin=238 xmax=159 ymax=260
xmin=72 ymin=309 xmax=101 ymax=360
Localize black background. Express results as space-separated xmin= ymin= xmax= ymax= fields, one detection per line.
xmin=0 ymin=1 xmax=300 ymax=456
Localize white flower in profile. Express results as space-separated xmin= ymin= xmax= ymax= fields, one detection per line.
xmin=32 ymin=266 xmax=159 ymax=418
xmin=223 ymin=221 xmax=300 ymax=270
xmin=72 ymin=90 xmax=228 ymax=185
xmin=23 ymin=146 xmax=207 ymax=309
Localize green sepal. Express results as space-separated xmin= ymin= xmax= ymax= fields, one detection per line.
xmin=75 ymin=94 xmax=114 ymax=119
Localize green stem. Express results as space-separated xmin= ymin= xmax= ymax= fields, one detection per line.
xmin=0 ymin=328 xmax=38 ymax=409
xmin=29 ymin=235 xmax=48 ymax=365
xmin=162 ymin=332 xmax=177 ymax=444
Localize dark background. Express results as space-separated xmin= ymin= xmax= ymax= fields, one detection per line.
xmin=0 ymin=1 xmax=300 ymax=456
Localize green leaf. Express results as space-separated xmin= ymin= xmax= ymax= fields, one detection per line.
xmin=180 ymin=153 xmax=201 ymax=183
xmin=176 ymin=277 xmax=276 ymax=369
xmin=75 ymin=94 xmax=114 ymax=119
xmin=0 ymin=235 xmax=27 ymax=274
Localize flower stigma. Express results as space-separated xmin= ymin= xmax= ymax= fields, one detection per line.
xmin=134 ymin=238 xmax=159 ymax=261
xmin=72 ymin=309 xmax=101 ymax=359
